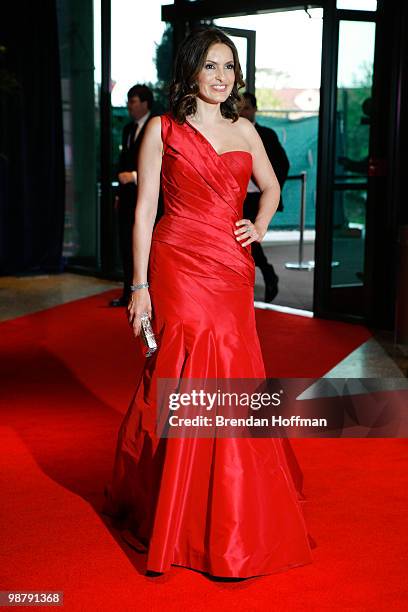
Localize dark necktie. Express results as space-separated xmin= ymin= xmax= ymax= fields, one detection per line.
xmin=128 ymin=122 xmax=139 ymax=148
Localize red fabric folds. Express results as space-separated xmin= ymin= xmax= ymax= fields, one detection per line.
xmin=102 ymin=111 xmax=314 ymax=578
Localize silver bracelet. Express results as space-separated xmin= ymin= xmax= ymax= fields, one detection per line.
xmin=130 ymin=282 xmax=149 ymax=291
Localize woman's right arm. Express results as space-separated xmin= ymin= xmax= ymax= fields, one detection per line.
xmin=127 ymin=115 xmax=163 ymax=337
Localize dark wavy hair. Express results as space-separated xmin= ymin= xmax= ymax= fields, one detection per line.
xmin=168 ymin=27 xmax=246 ymax=124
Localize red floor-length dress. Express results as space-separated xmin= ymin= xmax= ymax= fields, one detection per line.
xmin=102 ymin=111 xmax=314 ymax=578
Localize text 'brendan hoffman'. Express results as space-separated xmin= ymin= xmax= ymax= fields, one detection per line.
xmin=167 ymin=415 xmax=328 ymax=428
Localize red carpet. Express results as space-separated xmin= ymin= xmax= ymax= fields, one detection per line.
xmin=0 ymin=289 xmax=407 ymax=611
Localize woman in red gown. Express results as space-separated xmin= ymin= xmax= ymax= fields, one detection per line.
xmin=103 ymin=27 xmax=314 ymax=579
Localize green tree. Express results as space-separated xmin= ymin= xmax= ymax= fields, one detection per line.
xmin=152 ymin=24 xmax=174 ymax=113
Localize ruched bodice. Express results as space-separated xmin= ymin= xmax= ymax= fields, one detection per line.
xmin=152 ymin=112 xmax=255 ymax=286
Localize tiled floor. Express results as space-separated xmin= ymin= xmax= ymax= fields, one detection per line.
xmin=1 ymin=271 xmax=407 ymax=378
xmin=254 ymin=243 xmax=314 ymax=310
xmin=0 ymin=273 xmax=120 ymax=322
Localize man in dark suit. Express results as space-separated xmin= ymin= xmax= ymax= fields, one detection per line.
xmin=240 ymin=92 xmax=290 ymax=303
xmin=110 ymin=84 xmax=163 ymax=307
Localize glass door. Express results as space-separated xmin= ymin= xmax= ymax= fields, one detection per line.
xmin=314 ymin=1 xmax=378 ymax=321
xmin=332 ymin=17 xmax=376 ymax=310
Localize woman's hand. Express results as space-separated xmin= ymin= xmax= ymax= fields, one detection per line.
xmin=234 ymin=218 xmax=268 ymax=248
xmin=127 ymin=288 xmax=152 ymax=338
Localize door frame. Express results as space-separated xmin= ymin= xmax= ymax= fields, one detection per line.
xmin=314 ymin=4 xmax=380 ymax=325
xmin=218 ymin=26 xmax=256 ymax=94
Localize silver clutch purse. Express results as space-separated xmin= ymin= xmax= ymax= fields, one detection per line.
xmin=140 ymin=313 xmax=158 ymax=357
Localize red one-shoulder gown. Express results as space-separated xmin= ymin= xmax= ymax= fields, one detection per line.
xmin=102 ymin=111 xmax=314 ymax=578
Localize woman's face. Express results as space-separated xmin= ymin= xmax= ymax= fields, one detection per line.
xmin=196 ymin=42 xmax=236 ymax=105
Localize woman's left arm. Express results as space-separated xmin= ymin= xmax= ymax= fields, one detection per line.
xmin=235 ymin=118 xmax=281 ymax=247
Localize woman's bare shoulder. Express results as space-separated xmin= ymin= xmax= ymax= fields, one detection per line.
xmin=146 ymin=115 xmax=162 ymax=132
xmin=148 ymin=115 xmax=162 ymax=126
xmin=234 ymin=115 xmax=257 ymax=136
xmin=144 ymin=115 xmax=163 ymax=149
xmin=232 ymin=116 xmax=259 ymax=149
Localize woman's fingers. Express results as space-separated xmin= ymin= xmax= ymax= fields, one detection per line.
xmin=132 ymin=313 xmax=142 ymax=334
xmin=241 ymin=235 xmax=257 ymax=247
xmin=131 ymin=310 xmax=144 ymax=336
xmin=234 ymin=218 xmax=260 ymax=247
xmin=132 ymin=318 xmax=142 ymax=337
xmin=132 ymin=310 xmax=153 ymax=337
xmin=234 ymin=219 xmax=254 ymax=237
xmin=234 ymin=218 xmax=251 ymax=236
xmin=127 ymin=305 xmax=135 ymax=326
xmin=125 ymin=291 xmax=152 ymax=338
